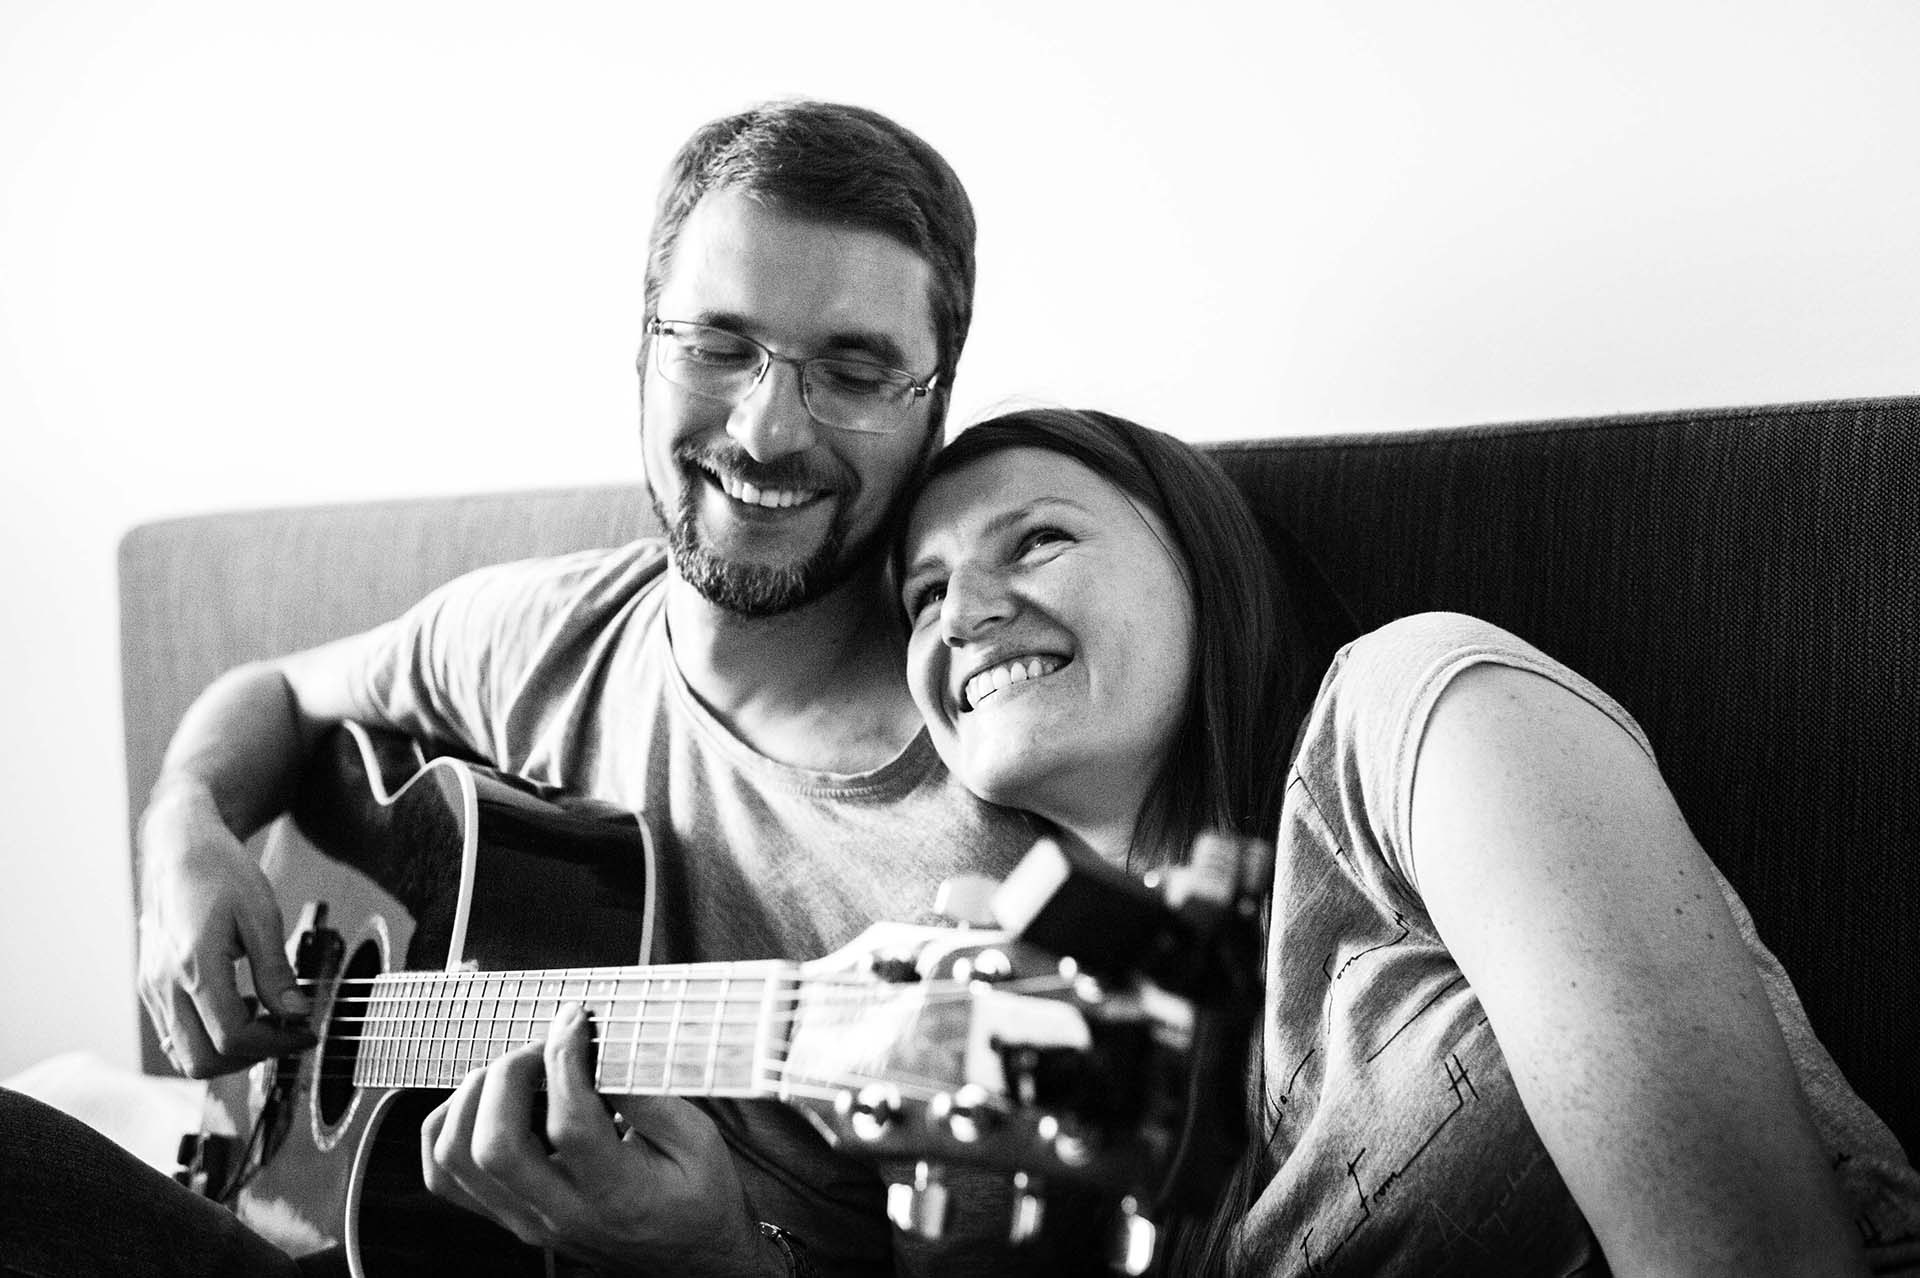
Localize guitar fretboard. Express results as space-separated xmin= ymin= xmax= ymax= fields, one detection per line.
xmin=352 ymin=961 xmax=800 ymax=1097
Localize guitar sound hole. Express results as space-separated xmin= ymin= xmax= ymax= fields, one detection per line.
xmin=318 ymin=940 xmax=382 ymax=1127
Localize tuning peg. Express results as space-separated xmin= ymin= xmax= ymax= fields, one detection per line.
xmin=887 ymin=1160 xmax=950 ymax=1240
xmin=838 ymin=1083 xmax=902 ymax=1142
xmin=1008 ymin=1171 xmax=1046 ymax=1245
xmin=1109 ymin=1195 xmax=1159 ymax=1276
xmin=929 ymin=1083 xmax=1001 ymax=1143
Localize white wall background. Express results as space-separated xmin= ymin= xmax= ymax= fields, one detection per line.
xmin=2 ymin=0 xmax=1916 ymax=1080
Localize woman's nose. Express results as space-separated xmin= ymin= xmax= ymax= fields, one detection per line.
xmin=939 ymin=565 xmax=1014 ymax=645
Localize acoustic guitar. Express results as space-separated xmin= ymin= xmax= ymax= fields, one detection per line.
xmin=175 ymin=722 xmax=1256 ymax=1276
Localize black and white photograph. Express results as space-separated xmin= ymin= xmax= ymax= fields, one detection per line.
xmin=2 ymin=2 xmax=1916 ymax=1273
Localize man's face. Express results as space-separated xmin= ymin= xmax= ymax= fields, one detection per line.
xmin=642 ymin=188 xmax=942 ymax=616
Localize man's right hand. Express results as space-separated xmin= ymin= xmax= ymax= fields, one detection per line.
xmin=136 ymin=778 xmax=313 ymax=1078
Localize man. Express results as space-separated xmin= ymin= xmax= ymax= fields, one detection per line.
xmin=15 ymin=100 xmax=1041 ymax=1277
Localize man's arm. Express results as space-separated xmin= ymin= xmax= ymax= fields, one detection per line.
xmin=136 ymin=630 xmax=396 ymax=1078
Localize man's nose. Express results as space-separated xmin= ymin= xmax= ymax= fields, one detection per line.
xmin=727 ymin=359 xmax=818 ymax=462
xmin=940 ymin=565 xmax=1015 ymax=645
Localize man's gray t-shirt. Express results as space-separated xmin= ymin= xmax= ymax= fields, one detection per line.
xmin=343 ymin=541 xmax=1042 ymax=1274
xmin=1240 ymin=612 xmax=1920 ymax=1275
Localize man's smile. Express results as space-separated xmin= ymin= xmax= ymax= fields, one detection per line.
xmin=707 ymin=465 xmax=826 ymax=510
xmin=679 ymin=446 xmax=842 ymax=521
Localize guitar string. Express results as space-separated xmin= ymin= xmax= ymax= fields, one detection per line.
xmin=321 ymin=977 xmax=1082 ymax=1023
xmin=309 ymin=971 xmax=1078 ymax=997
xmin=287 ymin=1051 xmax=991 ymax=1101
xmin=285 ymin=1066 xmax=974 ymax=1103
xmin=314 ymin=991 xmax=1081 ymax=1047
xmin=305 ymin=989 xmax=1068 ymax=1049
xmin=301 ymin=973 xmax=1080 ymax=1024
xmin=278 ymin=974 xmax=1089 ymax=1097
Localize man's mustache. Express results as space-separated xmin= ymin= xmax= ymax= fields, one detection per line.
xmin=674 ymin=440 xmax=848 ymax=496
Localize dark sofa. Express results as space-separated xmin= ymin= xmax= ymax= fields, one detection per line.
xmin=119 ymin=393 xmax=1919 ymax=1159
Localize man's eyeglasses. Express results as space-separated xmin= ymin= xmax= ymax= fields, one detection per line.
xmin=642 ymin=318 xmax=938 ymax=435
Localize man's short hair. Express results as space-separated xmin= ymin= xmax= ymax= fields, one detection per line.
xmin=641 ymin=99 xmax=977 ymax=427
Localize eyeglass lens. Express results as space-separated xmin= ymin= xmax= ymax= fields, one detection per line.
xmin=651 ymin=323 xmax=920 ymax=433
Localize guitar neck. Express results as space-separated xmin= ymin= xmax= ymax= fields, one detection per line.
xmin=352 ymin=959 xmax=806 ymax=1098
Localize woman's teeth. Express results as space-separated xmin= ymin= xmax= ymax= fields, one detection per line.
xmin=965 ymin=656 xmax=1064 ymax=710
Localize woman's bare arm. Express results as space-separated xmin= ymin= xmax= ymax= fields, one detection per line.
xmin=1411 ymin=664 xmax=1864 ymax=1276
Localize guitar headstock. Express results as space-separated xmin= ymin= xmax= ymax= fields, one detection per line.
xmin=784 ymin=839 xmax=1261 ymax=1273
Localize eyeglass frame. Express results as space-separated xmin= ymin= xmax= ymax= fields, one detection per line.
xmin=640 ymin=317 xmax=941 ymax=435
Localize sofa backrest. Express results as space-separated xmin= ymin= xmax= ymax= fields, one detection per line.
xmin=1211 ymin=394 xmax=1918 ymax=1160
xmin=119 ymin=394 xmax=1918 ymax=1159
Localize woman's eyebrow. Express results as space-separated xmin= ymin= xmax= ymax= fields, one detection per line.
xmin=981 ymin=496 xmax=1096 ymax=532
xmin=906 ymin=496 xmax=1096 ymax=566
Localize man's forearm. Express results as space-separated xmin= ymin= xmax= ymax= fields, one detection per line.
xmin=146 ymin=660 xmax=318 ymax=848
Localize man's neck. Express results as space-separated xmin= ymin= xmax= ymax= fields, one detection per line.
xmin=663 ymin=566 xmax=924 ymax=774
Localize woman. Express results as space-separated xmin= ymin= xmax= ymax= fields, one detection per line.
xmin=895 ymin=407 xmax=1920 ymax=1275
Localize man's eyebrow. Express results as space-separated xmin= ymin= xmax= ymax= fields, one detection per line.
xmin=686 ymin=310 xmax=915 ymax=370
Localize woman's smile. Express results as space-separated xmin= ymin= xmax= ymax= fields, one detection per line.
xmin=960 ymin=653 xmax=1070 ymax=711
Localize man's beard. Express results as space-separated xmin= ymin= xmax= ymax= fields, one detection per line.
xmin=661 ymin=497 xmax=851 ymax=616
xmin=651 ymin=445 xmax=866 ymax=617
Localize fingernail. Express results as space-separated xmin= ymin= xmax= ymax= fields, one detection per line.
xmin=281 ymin=989 xmax=312 ymax=1015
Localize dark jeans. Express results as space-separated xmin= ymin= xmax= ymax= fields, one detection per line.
xmin=0 ymin=1087 xmax=341 ymax=1278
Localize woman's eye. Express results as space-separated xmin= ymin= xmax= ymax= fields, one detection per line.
xmin=906 ymin=580 xmax=946 ymax=620
xmin=1018 ymin=526 xmax=1071 ymax=556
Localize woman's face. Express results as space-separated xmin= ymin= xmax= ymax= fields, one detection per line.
xmin=900 ymin=446 xmax=1197 ymax=848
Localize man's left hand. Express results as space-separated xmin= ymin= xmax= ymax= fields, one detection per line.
xmin=420 ymin=1002 xmax=785 ymax=1277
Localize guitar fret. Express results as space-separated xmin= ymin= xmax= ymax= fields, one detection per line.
xmin=460 ymin=973 xmax=479 ymax=1080
xmin=424 ymin=975 xmax=441 ymax=1085
xmin=441 ymin=970 xmax=460 ymax=1082
xmin=624 ymin=974 xmax=646 ymax=1092
xmin=401 ymin=981 xmax=413 ymax=1087
xmin=755 ymin=974 xmax=782 ymax=1094
xmin=663 ymin=974 xmax=686 ymax=1093
xmin=588 ymin=972 xmax=614 ymax=1090
xmin=442 ymin=973 xmax=462 ymax=1084
xmin=443 ymin=972 xmax=462 ymax=1086
xmin=413 ymin=974 xmax=430 ymax=1087
xmin=367 ymin=983 xmax=386 ymax=1087
xmin=381 ymin=979 xmax=395 ymax=1088
xmin=480 ymin=972 xmax=501 ymax=1070
xmin=703 ymin=971 xmax=730 ymax=1093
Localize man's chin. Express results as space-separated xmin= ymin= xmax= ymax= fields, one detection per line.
xmin=670 ymin=527 xmax=850 ymax=618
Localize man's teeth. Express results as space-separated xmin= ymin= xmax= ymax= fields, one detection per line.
xmin=717 ymin=472 xmax=818 ymax=509
xmin=965 ymin=657 xmax=1064 ymax=710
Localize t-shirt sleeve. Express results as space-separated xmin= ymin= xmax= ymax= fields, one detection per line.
xmin=343 ymin=543 xmax=668 ymax=763
xmin=1304 ymin=611 xmax=1656 ymax=900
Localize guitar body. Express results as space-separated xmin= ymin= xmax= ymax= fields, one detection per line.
xmin=189 ymin=723 xmax=654 ymax=1277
